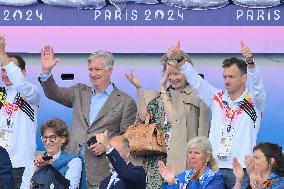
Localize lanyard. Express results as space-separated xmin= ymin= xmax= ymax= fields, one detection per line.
xmin=2 ymin=93 xmax=19 ymax=127
xmin=261 ymin=173 xmax=278 ymax=188
xmin=222 ymin=101 xmax=240 ymax=132
xmin=182 ymin=167 xmax=210 ymax=189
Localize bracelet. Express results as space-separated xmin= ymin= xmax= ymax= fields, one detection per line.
xmin=176 ymin=55 xmax=184 ymax=63
xmin=162 ymin=97 xmax=172 ymax=103
xmin=160 ymin=93 xmax=170 ymax=98
xmin=246 ymin=57 xmax=255 ymax=64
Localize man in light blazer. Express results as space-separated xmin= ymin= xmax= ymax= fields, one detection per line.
xmin=96 ymin=131 xmax=146 ymax=189
xmin=39 ymin=46 xmax=137 ymax=188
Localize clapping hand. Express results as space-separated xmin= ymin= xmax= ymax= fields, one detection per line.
xmin=191 ymin=161 xmax=205 ymax=181
xmin=158 ymin=161 xmax=176 ymax=185
xmin=232 ymin=157 xmax=244 ymax=182
xmin=244 ymin=155 xmax=262 ymax=189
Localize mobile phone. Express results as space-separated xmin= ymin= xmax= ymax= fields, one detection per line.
xmin=61 ymin=73 xmax=74 ymax=80
xmin=87 ymin=136 xmax=97 ymax=147
xmin=42 ymin=155 xmax=53 ymax=161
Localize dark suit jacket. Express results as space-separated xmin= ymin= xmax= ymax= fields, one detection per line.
xmin=0 ymin=146 xmax=13 ymax=189
xmin=99 ymin=149 xmax=146 ymax=189
xmin=40 ymin=76 xmax=137 ymax=185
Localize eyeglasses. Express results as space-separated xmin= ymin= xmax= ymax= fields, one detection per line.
xmin=41 ymin=135 xmax=57 ymax=143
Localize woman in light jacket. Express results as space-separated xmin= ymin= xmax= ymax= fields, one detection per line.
xmin=125 ymin=53 xmax=210 ymax=189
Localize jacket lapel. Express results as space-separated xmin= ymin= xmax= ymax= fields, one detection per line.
xmin=82 ymin=88 xmax=92 ymax=128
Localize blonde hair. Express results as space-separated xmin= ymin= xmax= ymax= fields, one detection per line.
xmin=160 ymin=51 xmax=193 ymax=73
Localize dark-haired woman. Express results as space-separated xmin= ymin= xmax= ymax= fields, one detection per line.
xmin=32 ymin=118 xmax=86 ymax=189
xmin=233 ymin=142 xmax=284 ymax=189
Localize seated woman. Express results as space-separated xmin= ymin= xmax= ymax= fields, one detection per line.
xmin=32 ymin=118 xmax=86 ymax=189
xmin=233 ymin=142 xmax=284 ymax=189
xmin=158 ymin=136 xmax=224 ymax=189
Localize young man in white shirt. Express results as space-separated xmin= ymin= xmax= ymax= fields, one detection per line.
xmin=0 ymin=35 xmax=40 ymax=189
xmin=166 ymin=41 xmax=265 ymax=189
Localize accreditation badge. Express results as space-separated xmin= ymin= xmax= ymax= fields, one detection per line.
xmin=217 ymin=121 xmax=235 ymax=160
xmin=0 ymin=128 xmax=13 ymax=150
xmin=0 ymin=114 xmax=14 ymax=150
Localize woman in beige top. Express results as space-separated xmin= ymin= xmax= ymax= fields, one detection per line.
xmin=125 ymin=53 xmax=210 ymax=189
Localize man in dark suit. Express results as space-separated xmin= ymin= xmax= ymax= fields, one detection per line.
xmin=96 ymin=131 xmax=146 ymax=189
xmin=0 ymin=146 xmax=13 ymax=189
xmin=39 ymin=46 xmax=137 ymax=188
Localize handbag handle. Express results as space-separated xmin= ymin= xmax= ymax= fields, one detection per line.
xmin=145 ymin=112 xmax=151 ymax=125
xmin=131 ymin=112 xmax=151 ymax=128
xmin=155 ymin=127 xmax=165 ymax=146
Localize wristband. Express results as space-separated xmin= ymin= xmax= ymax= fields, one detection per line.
xmin=246 ymin=57 xmax=255 ymax=64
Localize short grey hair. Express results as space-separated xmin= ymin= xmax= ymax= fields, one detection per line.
xmin=186 ymin=136 xmax=212 ymax=155
xmin=186 ymin=136 xmax=219 ymax=171
xmin=88 ymin=50 xmax=114 ymax=67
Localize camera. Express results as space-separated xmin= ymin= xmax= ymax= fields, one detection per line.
xmin=42 ymin=154 xmax=53 ymax=161
xmin=87 ymin=136 xmax=97 ymax=147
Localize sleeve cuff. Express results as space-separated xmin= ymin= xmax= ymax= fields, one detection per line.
xmin=106 ymin=147 xmax=114 ymax=154
xmin=247 ymin=65 xmax=258 ymax=75
xmin=39 ymin=73 xmax=52 ymax=82
xmin=181 ymin=62 xmax=192 ymax=74
xmin=4 ymin=61 xmax=19 ymax=72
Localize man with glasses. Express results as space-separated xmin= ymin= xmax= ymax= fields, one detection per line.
xmin=39 ymin=45 xmax=137 ymax=188
xmin=0 ymin=35 xmax=40 ymax=189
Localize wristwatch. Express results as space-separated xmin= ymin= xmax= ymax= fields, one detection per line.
xmin=246 ymin=57 xmax=255 ymax=64
xmin=176 ymin=55 xmax=185 ymax=63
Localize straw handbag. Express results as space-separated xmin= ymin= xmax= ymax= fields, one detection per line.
xmin=124 ymin=113 xmax=166 ymax=155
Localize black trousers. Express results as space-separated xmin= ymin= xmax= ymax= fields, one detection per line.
xmin=12 ymin=167 xmax=25 ymax=189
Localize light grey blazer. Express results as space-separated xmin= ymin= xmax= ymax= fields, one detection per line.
xmin=40 ymin=75 xmax=137 ymax=186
